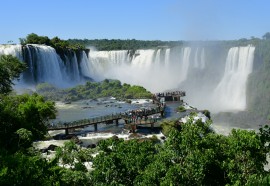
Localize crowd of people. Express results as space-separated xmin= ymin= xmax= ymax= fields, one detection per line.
xmin=155 ymin=91 xmax=186 ymax=97
xmin=123 ymin=106 xmax=163 ymax=123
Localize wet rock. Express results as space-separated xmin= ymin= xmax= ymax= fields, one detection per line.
xmin=87 ymin=144 xmax=96 ymax=148
xmin=71 ymin=136 xmax=83 ymax=144
xmin=64 ymin=134 xmax=76 ymax=139
xmin=111 ymin=135 xmax=119 ymax=141
xmin=47 ymin=144 xmax=59 ymax=151
xmin=40 ymin=148 xmax=48 ymax=153
xmin=160 ymin=136 xmax=166 ymax=140
xmin=53 ymin=134 xmax=65 ymax=140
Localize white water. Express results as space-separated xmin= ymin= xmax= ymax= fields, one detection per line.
xmin=0 ymin=44 xmax=255 ymax=113
xmin=212 ymin=45 xmax=255 ymax=112
xmin=0 ymin=44 xmax=90 ymax=87
xmin=0 ymin=44 xmax=23 ymax=59
xmin=30 ymin=45 xmax=65 ymax=86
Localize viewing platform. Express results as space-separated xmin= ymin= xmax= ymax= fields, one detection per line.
xmin=48 ymin=91 xmax=185 ymax=135
xmin=153 ymin=91 xmax=186 ymax=103
xmin=48 ymin=105 xmax=165 ymax=135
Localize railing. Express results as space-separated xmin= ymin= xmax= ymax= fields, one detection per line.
xmin=48 ymin=105 xmax=164 ymax=130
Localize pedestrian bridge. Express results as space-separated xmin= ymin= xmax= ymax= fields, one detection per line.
xmin=48 ymin=106 xmax=164 ymax=135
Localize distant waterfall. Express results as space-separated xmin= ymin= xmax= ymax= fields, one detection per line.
xmin=164 ymin=48 xmax=170 ymax=67
xmin=154 ymin=49 xmax=161 ymax=64
xmin=212 ymin=45 xmax=255 ymax=112
xmin=87 ymin=50 xmax=130 ymax=80
xmin=194 ymin=48 xmax=205 ymax=69
xmin=179 ymin=47 xmax=191 ymax=83
xmin=0 ymin=44 xmax=88 ymax=87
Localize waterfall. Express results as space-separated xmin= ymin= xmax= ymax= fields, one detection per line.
xmin=0 ymin=44 xmax=255 ymax=113
xmin=180 ymin=47 xmax=191 ymax=83
xmin=154 ymin=49 xmax=161 ymax=65
xmin=193 ymin=48 xmax=205 ymax=69
xmin=0 ymin=44 xmax=86 ymax=87
xmin=164 ymin=48 xmax=170 ymax=67
xmin=27 ymin=45 xmax=65 ymax=86
xmin=200 ymin=48 xmax=205 ymax=69
xmin=64 ymin=52 xmax=80 ymax=83
xmin=131 ymin=50 xmax=155 ymax=68
xmin=80 ymin=51 xmax=95 ymax=79
xmin=194 ymin=48 xmax=199 ymax=68
xmin=212 ymin=45 xmax=255 ymax=112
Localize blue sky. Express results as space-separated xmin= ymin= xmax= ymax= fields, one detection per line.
xmin=1 ymin=0 xmax=270 ymax=44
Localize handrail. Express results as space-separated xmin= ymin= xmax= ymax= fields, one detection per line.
xmin=48 ymin=105 xmax=164 ymax=130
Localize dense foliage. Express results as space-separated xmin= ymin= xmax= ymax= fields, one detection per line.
xmin=0 ymin=93 xmax=56 ymax=152
xmin=36 ymin=79 xmax=153 ymax=101
xmin=68 ymin=38 xmax=183 ymax=51
xmin=2 ymin=34 xmax=270 ymax=185
xmin=0 ymin=55 xmax=26 ymax=94
xmin=20 ymin=33 xmax=85 ymax=51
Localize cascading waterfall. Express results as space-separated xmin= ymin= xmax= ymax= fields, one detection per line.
xmin=179 ymin=47 xmax=191 ymax=83
xmin=87 ymin=45 xmax=254 ymax=113
xmin=164 ymin=48 xmax=170 ymax=67
xmin=0 ymin=44 xmax=89 ymax=87
xmin=200 ymin=48 xmax=205 ymax=69
xmin=194 ymin=48 xmax=205 ymax=69
xmin=30 ymin=45 xmax=65 ymax=86
xmin=88 ymin=50 xmax=130 ymax=81
xmin=154 ymin=49 xmax=161 ymax=65
xmin=64 ymin=52 xmax=80 ymax=83
xmin=0 ymin=44 xmax=255 ymax=113
xmin=212 ymin=45 xmax=255 ymax=112
xmin=86 ymin=47 xmax=204 ymax=92
xmin=80 ymin=51 xmax=95 ymax=79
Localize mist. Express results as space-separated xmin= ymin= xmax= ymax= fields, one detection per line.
xmin=86 ymin=44 xmax=255 ymax=114
xmin=0 ymin=43 xmax=255 ymax=115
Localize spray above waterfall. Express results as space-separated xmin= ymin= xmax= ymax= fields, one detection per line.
xmin=0 ymin=44 xmax=255 ymax=113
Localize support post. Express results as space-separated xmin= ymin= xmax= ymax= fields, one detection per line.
xmin=151 ymin=123 xmax=154 ymax=130
xmin=115 ymin=119 xmax=119 ymax=126
xmin=94 ymin=123 xmax=97 ymax=131
xmin=64 ymin=123 xmax=69 ymax=135
xmin=160 ymin=110 xmax=164 ymax=117
xmin=131 ymin=124 xmax=136 ymax=133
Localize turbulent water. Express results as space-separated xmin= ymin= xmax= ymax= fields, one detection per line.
xmin=0 ymin=44 xmax=255 ymax=113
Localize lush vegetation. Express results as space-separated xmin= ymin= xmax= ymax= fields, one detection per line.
xmin=20 ymin=33 xmax=86 ymax=51
xmin=2 ymin=34 xmax=270 ymax=184
xmin=0 ymin=55 xmax=26 ymax=94
xmin=68 ymin=38 xmax=182 ymax=51
xmin=36 ymin=79 xmax=153 ymax=102
xmin=4 ymin=116 xmax=270 ymax=185
xmin=0 ymin=55 xmax=270 ymax=185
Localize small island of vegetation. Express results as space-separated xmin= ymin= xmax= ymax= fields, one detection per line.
xmin=35 ymin=79 xmax=153 ymax=102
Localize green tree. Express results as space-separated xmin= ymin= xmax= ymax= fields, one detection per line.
xmin=0 ymin=93 xmax=56 ymax=152
xmin=91 ymin=137 xmax=156 ymax=185
xmin=24 ymin=33 xmax=51 ymax=45
xmin=0 ymin=55 xmax=26 ymax=94
xmin=0 ymin=151 xmax=63 ymax=186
